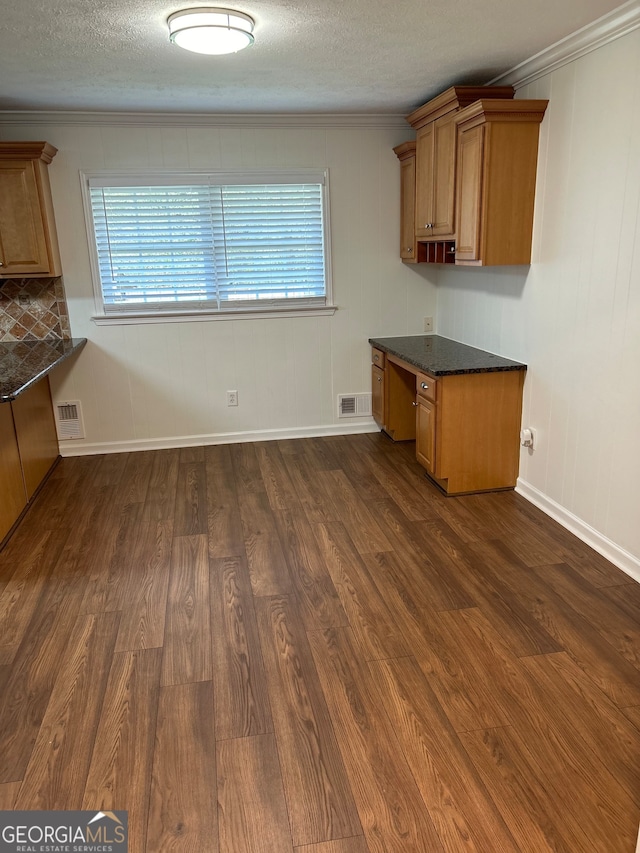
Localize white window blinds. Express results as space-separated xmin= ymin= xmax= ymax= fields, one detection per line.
xmin=86 ymin=173 xmax=329 ymax=315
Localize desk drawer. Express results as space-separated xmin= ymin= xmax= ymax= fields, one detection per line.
xmin=371 ymin=347 xmax=386 ymax=369
xmin=416 ymin=372 xmax=437 ymax=402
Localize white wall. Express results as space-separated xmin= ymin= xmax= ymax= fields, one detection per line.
xmin=436 ymin=28 xmax=640 ymax=567
xmin=0 ymin=118 xmax=435 ymax=450
xmin=4 ymin=19 xmax=638 ymax=574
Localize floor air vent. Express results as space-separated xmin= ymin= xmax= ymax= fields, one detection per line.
xmin=55 ymin=400 xmax=85 ymax=440
xmin=338 ymin=393 xmax=372 ymax=418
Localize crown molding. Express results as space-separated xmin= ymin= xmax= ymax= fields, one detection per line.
xmin=489 ymin=0 xmax=640 ymax=89
xmin=3 ymin=3 xmax=637 ymax=126
xmin=0 ymin=110 xmax=408 ymax=129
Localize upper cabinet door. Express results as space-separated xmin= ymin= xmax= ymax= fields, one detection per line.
xmin=430 ymin=113 xmax=457 ymax=237
xmin=454 ymin=124 xmax=485 ymax=262
xmin=415 ymin=123 xmax=435 ymax=239
xmin=0 ymin=160 xmax=51 ymax=275
xmin=0 ymin=142 xmax=61 ymax=278
xmin=415 ymin=112 xmax=466 ymax=241
xmin=399 ymin=154 xmax=417 ymax=262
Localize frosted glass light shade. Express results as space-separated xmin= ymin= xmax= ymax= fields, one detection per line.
xmin=168 ymin=8 xmax=255 ymax=55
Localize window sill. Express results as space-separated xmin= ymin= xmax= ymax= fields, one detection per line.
xmin=92 ymin=304 xmax=337 ymax=325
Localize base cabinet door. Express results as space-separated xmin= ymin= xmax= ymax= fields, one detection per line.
xmin=416 ymin=396 xmax=436 ymax=474
xmin=0 ymin=403 xmax=27 ymax=541
xmin=11 ymin=377 xmax=59 ymax=501
xmin=372 ymin=364 xmax=385 ymax=428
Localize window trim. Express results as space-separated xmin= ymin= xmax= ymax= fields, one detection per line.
xmin=80 ymin=168 xmax=334 ymax=322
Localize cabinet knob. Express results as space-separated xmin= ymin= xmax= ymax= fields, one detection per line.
xmin=406 ymin=247 xmax=413 ymax=253
xmin=421 ymin=382 xmax=429 ymax=390
xmin=377 ymin=376 xmax=382 ymax=382
xmin=412 ymin=401 xmax=418 ymax=406
xmin=0 ymin=261 xmax=3 ymax=267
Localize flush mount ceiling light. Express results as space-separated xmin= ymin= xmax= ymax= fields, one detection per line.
xmin=168 ymin=7 xmax=255 ymax=55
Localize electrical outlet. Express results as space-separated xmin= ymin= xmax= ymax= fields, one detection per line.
xmin=227 ymin=390 xmax=238 ymax=407
xmin=424 ymin=316 xmax=434 ymax=332
xmin=520 ymin=427 xmax=537 ymax=449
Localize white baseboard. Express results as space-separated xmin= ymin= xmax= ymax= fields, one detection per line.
xmin=58 ymin=420 xmax=379 ymax=457
xmin=516 ymin=478 xmax=640 ymax=583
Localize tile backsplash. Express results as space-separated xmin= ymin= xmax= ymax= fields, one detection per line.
xmin=0 ymin=277 xmax=70 ymax=342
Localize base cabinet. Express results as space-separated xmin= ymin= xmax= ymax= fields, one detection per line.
xmin=0 ymin=376 xmax=60 ymax=545
xmin=430 ymin=371 xmax=524 ymax=494
xmin=372 ymin=348 xmax=525 ymax=495
xmin=12 ymin=376 xmax=59 ymax=500
xmin=0 ymin=404 xmax=27 ymax=542
xmin=372 ymin=364 xmax=386 ymax=428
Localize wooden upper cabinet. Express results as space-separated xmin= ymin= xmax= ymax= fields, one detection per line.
xmin=0 ymin=142 xmax=62 ymax=278
xmin=415 ymin=114 xmax=457 ymax=238
xmin=407 ymin=86 xmax=514 ymax=244
xmin=454 ymin=99 xmax=548 ymax=266
xmin=393 ymin=141 xmax=425 ymax=263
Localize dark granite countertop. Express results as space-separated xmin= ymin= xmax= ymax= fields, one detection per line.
xmin=0 ymin=338 xmax=87 ymax=402
xmin=368 ymin=334 xmax=526 ymax=376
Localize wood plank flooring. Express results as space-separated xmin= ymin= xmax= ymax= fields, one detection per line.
xmin=0 ymin=433 xmax=639 ymax=853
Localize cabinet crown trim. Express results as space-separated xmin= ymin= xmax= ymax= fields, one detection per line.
xmin=0 ymin=141 xmax=58 ymax=163
xmin=454 ymin=99 xmax=549 ymax=130
xmin=393 ymin=141 xmax=416 ymax=159
xmin=406 ymin=85 xmax=514 ymax=129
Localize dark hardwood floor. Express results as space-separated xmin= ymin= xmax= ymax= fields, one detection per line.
xmin=0 ymin=433 xmax=639 ymax=852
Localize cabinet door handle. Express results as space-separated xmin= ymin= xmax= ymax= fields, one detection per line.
xmin=421 ymin=382 xmax=429 ymax=390
xmin=412 ymin=401 xmax=418 ymax=406
xmin=377 ymin=376 xmax=382 ymax=382
xmin=406 ymin=247 xmax=413 ymax=252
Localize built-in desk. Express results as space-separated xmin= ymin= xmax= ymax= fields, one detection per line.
xmin=368 ymin=335 xmax=526 ymax=495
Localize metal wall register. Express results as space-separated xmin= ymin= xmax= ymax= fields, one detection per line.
xmin=0 ymin=811 xmax=128 ymax=852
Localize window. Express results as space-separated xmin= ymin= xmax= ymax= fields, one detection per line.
xmin=82 ymin=170 xmax=332 ymax=320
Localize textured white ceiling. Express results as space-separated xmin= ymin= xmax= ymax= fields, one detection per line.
xmin=0 ymin=0 xmax=626 ymax=113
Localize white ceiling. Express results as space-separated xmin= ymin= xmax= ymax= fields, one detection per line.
xmin=0 ymin=0 xmax=627 ymax=114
